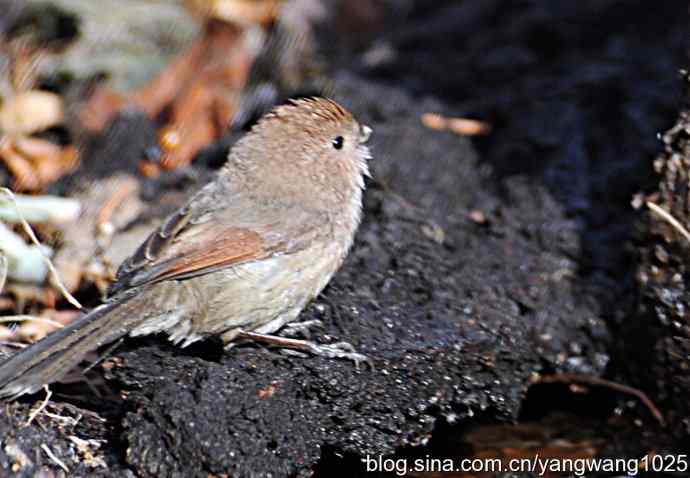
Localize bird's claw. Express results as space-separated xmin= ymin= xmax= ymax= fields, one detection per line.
xmin=303 ymin=341 xmax=371 ymax=369
xmin=280 ymin=319 xmax=324 ymax=339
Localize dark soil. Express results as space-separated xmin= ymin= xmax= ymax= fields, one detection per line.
xmin=1 ymin=1 xmax=689 ymax=477
xmin=633 ymin=92 xmax=690 ymax=440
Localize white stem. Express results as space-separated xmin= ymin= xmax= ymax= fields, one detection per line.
xmin=0 ymin=194 xmax=81 ymax=224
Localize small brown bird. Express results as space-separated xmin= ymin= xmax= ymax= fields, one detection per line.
xmin=0 ymin=98 xmax=372 ymax=399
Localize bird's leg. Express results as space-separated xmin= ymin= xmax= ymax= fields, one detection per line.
xmin=229 ymin=330 xmax=370 ymax=369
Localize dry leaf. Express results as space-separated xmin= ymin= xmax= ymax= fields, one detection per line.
xmin=0 ymin=91 xmax=64 ymax=136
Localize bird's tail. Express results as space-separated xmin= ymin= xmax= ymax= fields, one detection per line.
xmin=0 ymin=292 xmax=147 ymax=399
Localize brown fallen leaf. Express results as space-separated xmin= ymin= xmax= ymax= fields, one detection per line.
xmin=0 ymin=139 xmax=41 ymax=191
xmin=0 ymin=137 xmax=79 ymax=192
xmin=79 ymin=19 xmax=249 ymax=170
xmin=0 ymin=91 xmax=64 ymax=136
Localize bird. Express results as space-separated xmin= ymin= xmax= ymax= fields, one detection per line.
xmin=0 ymin=97 xmax=372 ymax=399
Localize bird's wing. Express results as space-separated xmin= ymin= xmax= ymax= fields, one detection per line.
xmin=109 ymin=187 xmax=321 ymax=296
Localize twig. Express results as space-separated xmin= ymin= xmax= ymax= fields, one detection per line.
xmin=41 ymin=443 xmax=69 ymax=472
xmin=43 ymin=411 xmax=79 ymax=425
xmin=0 ymin=187 xmax=82 ymax=309
xmin=421 ymin=112 xmax=491 ymax=136
xmin=646 ymin=201 xmax=690 ymax=245
xmin=534 ymin=373 xmax=665 ymax=426
xmin=26 ymin=385 xmax=51 ymax=426
xmin=0 ymin=193 xmax=80 ymax=224
xmin=49 ymin=402 xmax=106 ymax=422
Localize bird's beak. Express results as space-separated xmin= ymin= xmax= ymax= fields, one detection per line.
xmin=359 ymin=125 xmax=372 ymax=144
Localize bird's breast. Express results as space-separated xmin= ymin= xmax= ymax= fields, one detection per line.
xmin=198 ymin=240 xmax=346 ymax=333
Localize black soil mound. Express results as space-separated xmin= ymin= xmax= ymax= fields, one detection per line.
xmin=1 ymin=1 xmax=688 ymax=476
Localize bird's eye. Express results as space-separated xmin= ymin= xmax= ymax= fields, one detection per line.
xmin=332 ymin=136 xmax=344 ymax=150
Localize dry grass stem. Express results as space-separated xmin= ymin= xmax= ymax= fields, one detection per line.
xmin=26 ymin=385 xmax=52 ymax=426
xmin=40 ymin=443 xmax=69 ymax=472
xmin=647 ymin=201 xmax=690 ymax=245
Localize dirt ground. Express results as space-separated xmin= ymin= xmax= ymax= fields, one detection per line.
xmin=0 ymin=1 xmax=689 ymax=477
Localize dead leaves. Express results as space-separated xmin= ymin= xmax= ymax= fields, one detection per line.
xmin=422 ymin=112 xmax=491 ymax=136
xmin=79 ymin=19 xmax=252 ymax=175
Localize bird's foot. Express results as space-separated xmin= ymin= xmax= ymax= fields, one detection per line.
xmin=279 ymin=319 xmax=323 ymax=339
xmin=234 ymin=330 xmax=371 ymax=369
